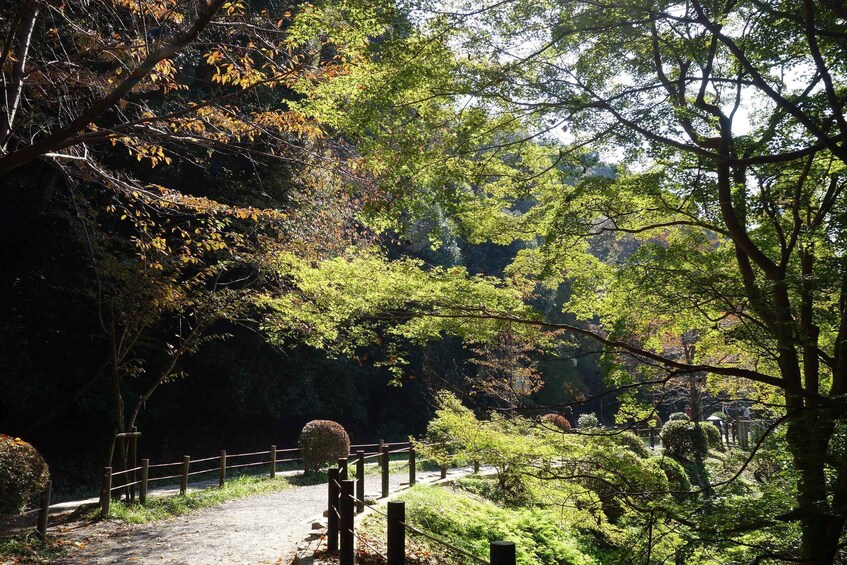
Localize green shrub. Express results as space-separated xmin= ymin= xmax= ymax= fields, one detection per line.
xmin=577 ymin=413 xmax=600 ymax=429
xmin=669 ymin=412 xmax=690 ymax=422
xmin=650 ymin=457 xmax=692 ymax=501
xmin=699 ymin=422 xmax=724 ymax=452
xmin=541 ymin=413 xmax=572 ymax=432
xmin=611 ymin=431 xmax=650 ymax=459
xmin=0 ymin=435 xmax=49 ymax=514
xmin=299 ymin=420 xmax=350 ymax=473
xmin=660 ymin=420 xmax=707 ymax=460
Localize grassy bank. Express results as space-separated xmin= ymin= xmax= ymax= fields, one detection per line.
xmin=358 ymin=483 xmax=610 ymax=565
xmin=93 ymin=471 xmax=327 ymax=524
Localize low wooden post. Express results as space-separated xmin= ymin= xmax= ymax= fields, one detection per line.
xmin=270 ymin=445 xmax=277 ymax=479
xmin=440 ymin=465 xmax=447 ymax=480
xmin=36 ymin=480 xmax=51 ymax=540
xmin=408 ymin=445 xmax=416 ymax=486
xmin=327 ymin=468 xmax=340 ymax=552
xmin=219 ymin=450 xmax=226 ymax=487
xmin=180 ymin=455 xmax=190 ymax=495
xmin=140 ymin=459 xmax=149 ymax=505
xmin=356 ymin=450 xmax=365 ymax=513
xmin=338 ymin=457 xmax=348 ymax=481
xmin=473 ymin=460 xmax=480 ymax=474
xmin=100 ymin=467 xmax=112 ymax=516
xmin=649 ymin=428 xmax=656 ymax=449
xmin=340 ymin=479 xmax=355 ymax=565
xmin=381 ymin=444 xmax=390 ymax=498
xmin=387 ymin=501 xmax=405 ymax=565
xmin=490 ymin=541 xmax=516 ymax=565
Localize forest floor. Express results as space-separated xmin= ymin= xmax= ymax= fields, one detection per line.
xmin=45 ymin=467 xmax=457 ymax=565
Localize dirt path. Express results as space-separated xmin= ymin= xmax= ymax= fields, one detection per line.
xmin=52 ymin=468 xmax=452 ymax=565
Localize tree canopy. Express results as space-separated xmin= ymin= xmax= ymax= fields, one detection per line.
xmin=3 ymin=0 xmax=847 ymax=562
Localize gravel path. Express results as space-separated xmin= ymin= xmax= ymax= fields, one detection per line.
xmin=52 ymin=468 xmax=454 ymax=565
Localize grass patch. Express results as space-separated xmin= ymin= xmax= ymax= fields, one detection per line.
xmin=358 ymin=484 xmax=607 ymax=565
xmin=0 ymin=531 xmax=68 ymax=564
xmin=95 ymin=473 xmax=311 ymax=524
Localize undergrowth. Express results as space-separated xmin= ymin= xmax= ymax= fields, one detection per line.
xmin=358 ymin=484 xmax=609 ymax=565
xmin=0 ymin=531 xmax=68 ymax=564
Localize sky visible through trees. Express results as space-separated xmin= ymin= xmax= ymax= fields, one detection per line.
xmin=1 ymin=0 xmax=847 ymax=562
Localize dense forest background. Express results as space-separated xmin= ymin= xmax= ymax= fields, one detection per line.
xmin=0 ymin=157 xmax=602 ymax=492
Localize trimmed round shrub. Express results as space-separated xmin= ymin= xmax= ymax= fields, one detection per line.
xmin=660 ymin=420 xmax=708 ymax=461
xmin=577 ymin=413 xmax=599 ymax=429
xmin=541 ymin=413 xmax=572 ymax=432
xmin=611 ymin=430 xmax=650 ymax=458
xmin=699 ymin=421 xmax=724 ymax=452
xmin=299 ymin=420 xmax=350 ymax=474
xmin=650 ymin=457 xmax=692 ymax=501
xmin=0 ymin=435 xmax=49 ymax=514
xmin=669 ymin=412 xmax=690 ymax=422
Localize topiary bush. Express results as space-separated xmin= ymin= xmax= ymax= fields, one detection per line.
xmin=577 ymin=413 xmax=600 ymax=429
xmin=611 ymin=430 xmax=650 ymax=458
xmin=660 ymin=420 xmax=708 ymax=461
xmin=299 ymin=420 xmax=350 ymax=474
xmin=541 ymin=413 xmax=572 ymax=432
xmin=669 ymin=412 xmax=690 ymax=422
xmin=0 ymin=435 xmax=49 ymax=514
xmin=699 ymin=421 xmax=725 ymax=452
xmin=650 ymin=457 xmax=692 ymax=501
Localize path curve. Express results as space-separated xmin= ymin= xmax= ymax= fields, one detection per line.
xmin=54 ymin=468 xmax=451 ymax=564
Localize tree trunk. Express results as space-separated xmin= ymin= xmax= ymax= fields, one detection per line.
xmin=787 ymin=412 xmax=840 ymax=563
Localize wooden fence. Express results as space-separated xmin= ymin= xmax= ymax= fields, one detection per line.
xmin=326 ymin=444 xmax=517 ymax=565
xmin=26 ymin=419 xmax=755 ymax=548
xmin=97 ymin=440 xmax=400 ymax=516
xmin=622 ymin=420 xmax=752 ymax=449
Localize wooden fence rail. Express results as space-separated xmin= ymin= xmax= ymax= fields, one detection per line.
xmin=90 ymin=438 xmax=418 ymax=521
xmin=326 ymin=448 xmax=516 ymax=565
xmin=23 ymin=419 xmax=757 ymax=546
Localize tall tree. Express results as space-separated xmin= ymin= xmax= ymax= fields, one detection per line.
xmin=266 ymin=0 xmax=847 ymax=560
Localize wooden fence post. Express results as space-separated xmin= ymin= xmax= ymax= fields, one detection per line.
xmin=338 ymin=457 xmax=348 ymax=481
xmin=327 ymin=468 xmax=340 ymax=552
xmin=356 ymin=450 xmax=365 ymax=514
xmin=387 ymin=501 xmax=405 ymax=565
xmin=129 ymin=426 xmax=138 ymax=502
xmin=408 ymin=445 xmax=416 ymax=486
xmin=440 ymin=465 xmax=447 ymax=480
xmin=36 ymin=480 xmax=51 ymax=540
xmin=219 ymin=450 xmax=226 ymax=487
xmin=473 ymin=460 xmax=480 ymax=474
xmin=140 ymin=459 xmax=149 ymax=505
xmin=340 ymin=479 xmax=355 ymax=565
xmin=100 ymin=467 xmax=112 ymax=516
xmin=180 ymin=456 xmax=190 ymax=495
xmin=490 ymin=541 xmax=516 ymax=565
xmin=270 ymin=445 xmax=276 ymax=479
xmin=650 ymin=428 xmax=656 ymax=449
xmin=381 ymin=444 xmax=390 ymax=498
